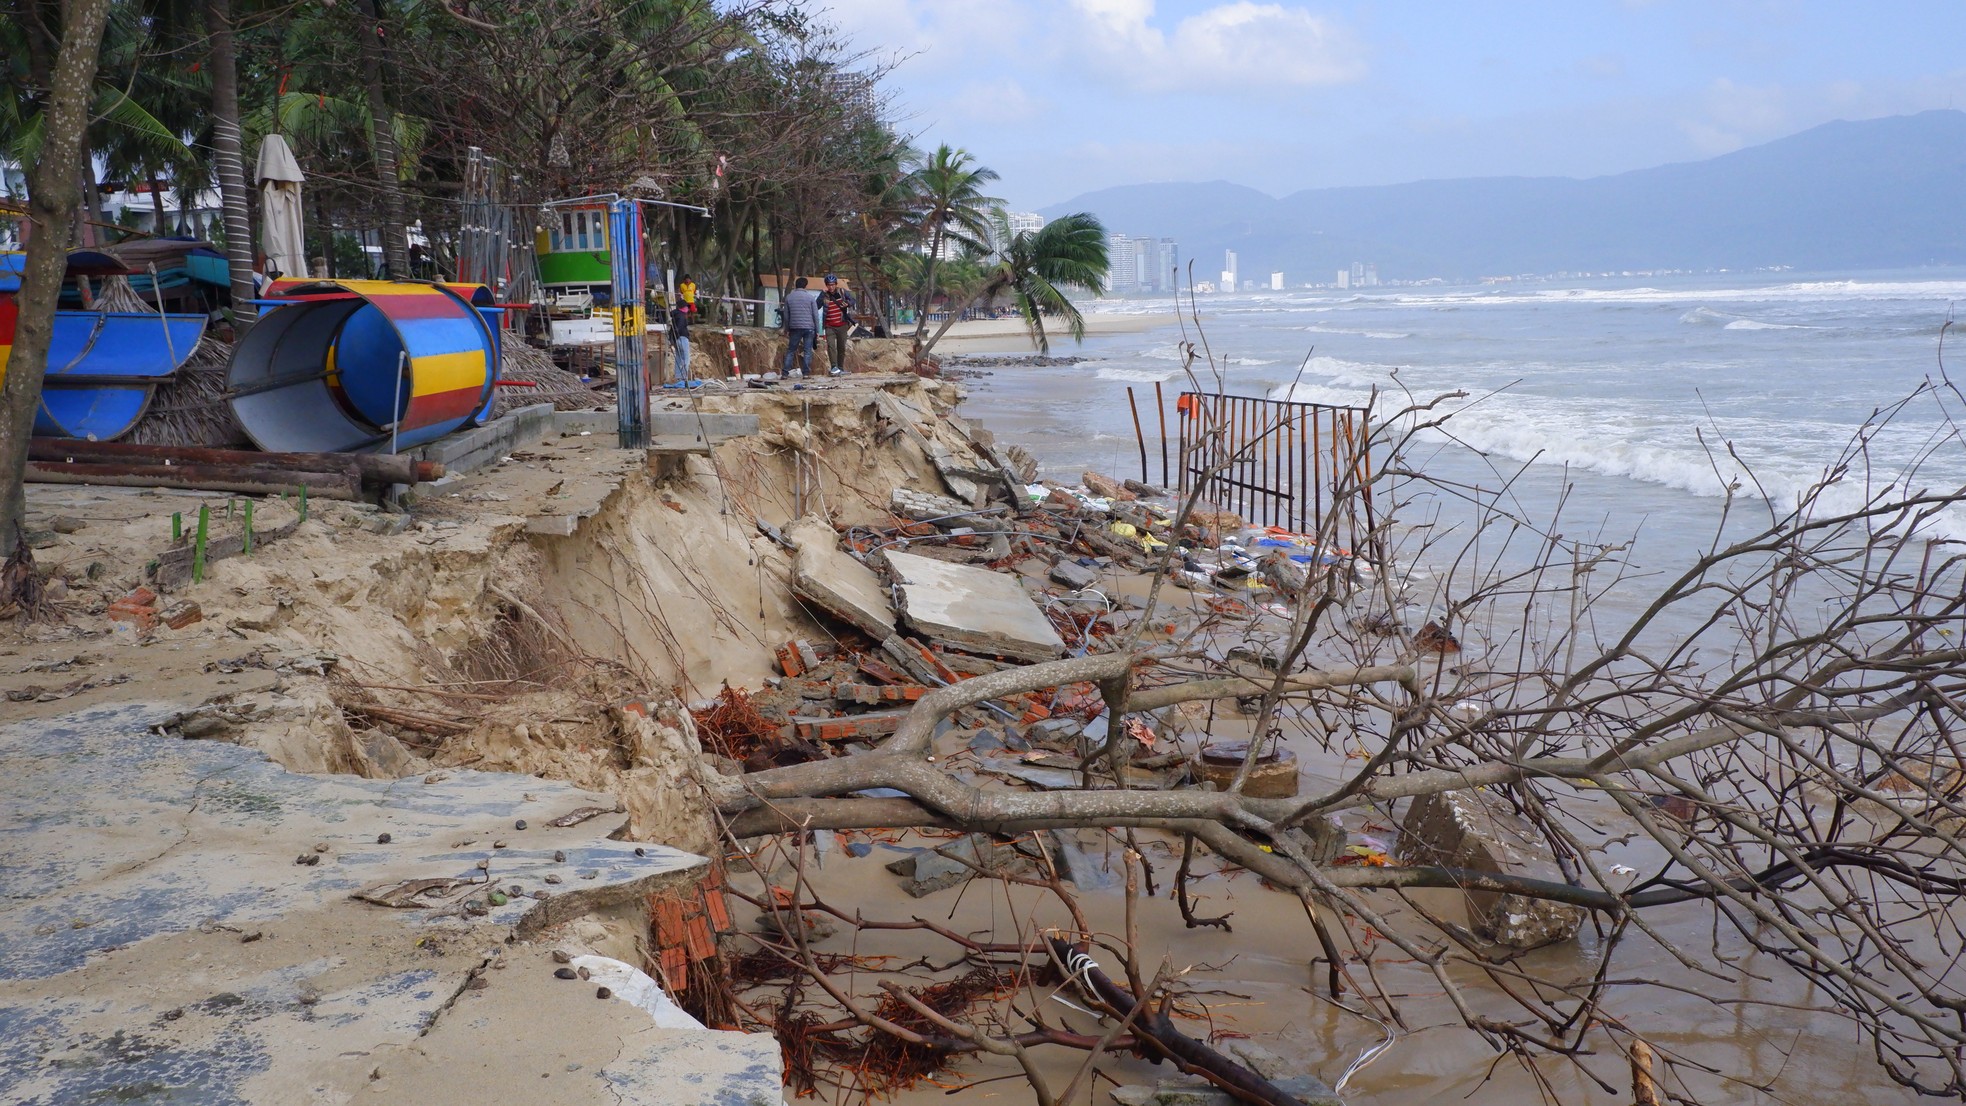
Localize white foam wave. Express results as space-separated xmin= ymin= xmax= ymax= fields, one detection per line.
xmin=1723 ymin=318 xmax=1811 ymax=330
xmin=1300 ymin=324 xmax=1411 ymax=339
xmin=1095 ymin=365 xmax=1182 ymax=384
xmin=1373 ymin=279 xmax=1966 ymax=312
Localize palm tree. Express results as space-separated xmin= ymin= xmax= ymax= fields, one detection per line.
xmin=916 ymin=211 xmax=1108 ymax=363
xmin=904 ymin=143 xmax=1000 ymax=343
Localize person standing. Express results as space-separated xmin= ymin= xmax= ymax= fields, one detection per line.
xmin=781 ymin=276 xmax=821 ymax=378
xmin=819 ymin=274 xmax=857 ymax=376
xmin=677 ymin=272 xmax=698 ymax=316
xmin=669 ymin=302 xmax=692 ymax=384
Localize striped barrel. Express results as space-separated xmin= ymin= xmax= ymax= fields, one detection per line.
xmin=229 ymin=279 xmax=496 ymax=454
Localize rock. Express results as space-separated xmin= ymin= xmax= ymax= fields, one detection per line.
xmin=1081 ymin=471 xmax=1134 ymax=501
xmin=1047 ymin=558 xmax=1098 ymax=591
xmin=365 ymin=514 xmax=411 ymax=536
xmin=50 ymin=515 xmax=83 ymax=534
xmin=1416 ymin=620 xmax=1461 ymax=655
xmin=754 ymin=909 xmax=838 ymax=941
xmin=1122 ymin=479 xmax=1169 ymax=498
xmin=882 ymin=550 xmax=1066 ymax=663
xmin=1399 ymin=789 xmax=1585 ymax=948
xmin=788 ymin=516 xmax=897 ymax=638
xmin=885 ymin=834 xmax=1032 ymax=897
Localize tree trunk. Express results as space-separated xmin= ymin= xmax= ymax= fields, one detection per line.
xmin=359 ymin=0 xmax=411 ymax=277
xmin=917 ymin=275 xmax=1007 ymax=362
xmin=148 ymin=172 xmax=168 ymax=236
xmin=0 ymin=0 xmax=115 ymax=548
xmin=204 ymin=0 xmax=257 ymax=335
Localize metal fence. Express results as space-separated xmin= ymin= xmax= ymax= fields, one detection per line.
xmin=1174 ymin=392 xmax=1375 ymax=544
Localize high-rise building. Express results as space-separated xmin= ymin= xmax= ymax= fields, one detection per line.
xmin=990 ymin=211 xmax=1044 ymax=256
xmin=1364 ymin=263 xmax=1379 ymax=287
xmin=1106 ymin=233 xmax=1137 ymax=293
xmin=1223 ymin=249 xmax=1239 ymax=293
xmin=1155 ymin=239 xmax=1179 ymax=293
xmin=1336 ymin=270 xmax=1350 ymax=289
xmin=1269 ymin=272 xmax=1284 ymax=291
xmin=1350 ymin=261 xmax=1365 ymax=287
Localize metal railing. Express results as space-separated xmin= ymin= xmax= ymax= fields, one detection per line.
xmin=1174 ymin=392 xmax=1374 ymax=545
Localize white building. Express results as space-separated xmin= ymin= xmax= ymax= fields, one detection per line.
xmin=1336 ymin=269 xmax=1350 ymax=289
xmin=1222 ymin=248 xmax=1238 ymax=293
xmin=990 ymin=210 xmax=1044 ymax=256
xmin=1269 ymin=271 xmax=1283 ymax=291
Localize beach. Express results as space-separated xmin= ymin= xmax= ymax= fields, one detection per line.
xmin=928 ymin=307 xmax=1169 ymax=353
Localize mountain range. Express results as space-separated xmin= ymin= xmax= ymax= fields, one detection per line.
xmin=1038 ymin=110 xmax=1966 ymax=283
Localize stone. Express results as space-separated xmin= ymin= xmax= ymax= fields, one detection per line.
xmin=1047 ymin=558 xmax=1098 ymax=591
xmin=788 ymin=516 xmax=896 ymax=639
xmin=1400 ymin=789 xmax=1586 ymax=948
xmin=1081 ymin=471 xmax=1134 ymax=501
xmin=366 ymin=514 xmax=411 ymax=536
xmin=882 ymin=550 xmax=1065 ymax=663
xmin=884 ymin=834 xmax=1031 ymax=897
xmin=160 ymin=600 xmax=203 ymax=630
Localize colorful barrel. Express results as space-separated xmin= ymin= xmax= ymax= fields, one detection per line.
xmin=229 ymin=279 xmax=495 ymax=453
xmin=441 ymin=282 xmax=504 ymax=425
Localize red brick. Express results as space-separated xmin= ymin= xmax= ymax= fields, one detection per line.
xmin=776 ymin=642 xmax=804 ymax=677
xmin=858 ymin=658 xmax=909 ymax=685
xmin=121 ymin=586 xmax=157 ymax=607
xmin=908 ymin=640 xmax=961 ymax=685
xmin=791 ymin=710 xmax=911 ymax=741
xmin=659 ymin=945 xmax=689 ymax=987
xmin=683 ymin=915 xmax=715 ymax=960
xmin=107 ymin=603 xmax=156 ymax=631
xmin=160 ymin=600 xmax=203 ymax=630
xmin=703 ymin=888 xmax=731 ymax=932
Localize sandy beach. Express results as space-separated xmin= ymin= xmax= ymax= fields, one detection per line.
xmin=929 ymin=308 xmax=1170 ymax=353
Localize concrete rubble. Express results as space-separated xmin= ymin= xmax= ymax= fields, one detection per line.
xmin=883 ymin=548 xmax=1067 ymax=663
xmin=1399 ymin=789 xmax=1587 ymax=948
xmin=4 ymin=374 xmax=1407 ymax=1104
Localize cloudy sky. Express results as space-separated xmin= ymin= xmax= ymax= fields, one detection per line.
xmin=820 ymin=1 xmax=1966 ymax=210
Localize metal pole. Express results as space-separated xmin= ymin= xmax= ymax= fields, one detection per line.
xmin=389 ymin=349 xmax=406 ymax=454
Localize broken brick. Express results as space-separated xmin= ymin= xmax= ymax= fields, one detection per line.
xmin=159 ymin=600 xmax=202 ymax=630
xmin=683 ymin=915 xmax=715 ymax=961
xmin=121 ymin=586 xmax=158 ymax=608
xmin=776 ymin=641 xmax=805 ymax=677
xmin=832 ymin=682 xmax=926 ymax=706
xmin=858 ymin=658 xmax=910 ymax=685
xmin=791 ymin=710 xmax=911 ymax=741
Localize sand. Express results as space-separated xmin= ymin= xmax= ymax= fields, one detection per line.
xmin=929 ymin=310 xmax=1168 ymax=354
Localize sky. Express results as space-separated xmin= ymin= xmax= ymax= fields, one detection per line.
xmin=820 ymin=1 xmax=1966 ymax=210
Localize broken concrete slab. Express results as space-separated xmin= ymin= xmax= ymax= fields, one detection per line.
xmin=788 ymin=516 xmax=897 ymax=639
xmin=883 ymin=834 xmax=1033 ymax=897
xmin=1048 ymin=558 xmax=1098 ymax=590
xmin=0 ymin=703 xmax=778 ymax=1105
xmin=882 ymin=549 xmax=1065 ymax=663
xmin=1399 ymin=789 xmax=1586 ymax=948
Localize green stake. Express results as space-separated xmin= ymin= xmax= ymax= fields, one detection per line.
xmin=243 ymin=500 xmax=254 ymax=555
xmin=192 ymin=505 xmax=210 ymax=584
xmin=298 ymin=485 xmax=308 ymax=522
xmin=171 ymin=512 xmax=181 ymax=542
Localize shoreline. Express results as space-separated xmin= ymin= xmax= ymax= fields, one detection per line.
xmin=929 ymin=309 xmax=1171 ymax=354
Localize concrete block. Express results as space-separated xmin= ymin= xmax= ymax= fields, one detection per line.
xmin=788 ymin=516 xmax=896 ymax=639
xmin=1399 ymin=789 xmax=1586 ymax=948
xmin=883 ymin=550 xmax=1066 ymax=663
xmin=1048 ymin=558 xmax=1098 ymax=590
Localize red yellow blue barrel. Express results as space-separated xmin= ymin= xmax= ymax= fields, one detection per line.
xmin=229 ymin=279 xmax=495 ymax=453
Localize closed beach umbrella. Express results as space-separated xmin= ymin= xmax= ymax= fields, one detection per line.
xmin=256 ymin=134 xmax=309 ymax=280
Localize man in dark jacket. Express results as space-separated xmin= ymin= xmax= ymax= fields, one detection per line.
xmin=819 ymin=274 xmax=857 ymax=376
xmin=669 ymin=303 xmax=692 ymax=384
xmin=781 ymin=277 xmax=821 ymax=378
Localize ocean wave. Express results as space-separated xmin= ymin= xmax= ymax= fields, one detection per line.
xmin=1300 ymin=324 xmax=1411 ymax=339
xmin=1095 ymin=365 xmax=1183 ymax=384
xmin=1382 ymin=279 xmax=1966 ymax=312
xmin=1723 ymin=318 xmax=1812 ymax=330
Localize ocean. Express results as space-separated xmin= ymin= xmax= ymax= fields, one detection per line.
xmin=962 ymin=269 xmax=1966 ymax=638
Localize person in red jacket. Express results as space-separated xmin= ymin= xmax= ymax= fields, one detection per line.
xmin=819 ymin=274 xmax=857 ymax=376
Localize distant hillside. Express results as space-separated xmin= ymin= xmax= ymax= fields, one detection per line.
xmin=1040 ymin=111 xmax=1966 ymax=282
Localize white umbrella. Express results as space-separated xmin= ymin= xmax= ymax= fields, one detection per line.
xmin=256 ymin=133 xmax=309 ymax=281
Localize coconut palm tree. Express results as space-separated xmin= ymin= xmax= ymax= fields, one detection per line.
xmin=916 ymin=210 xmax=1108 ymax=362
xmin=903 ymin=143 xmax=1000 ymax=343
